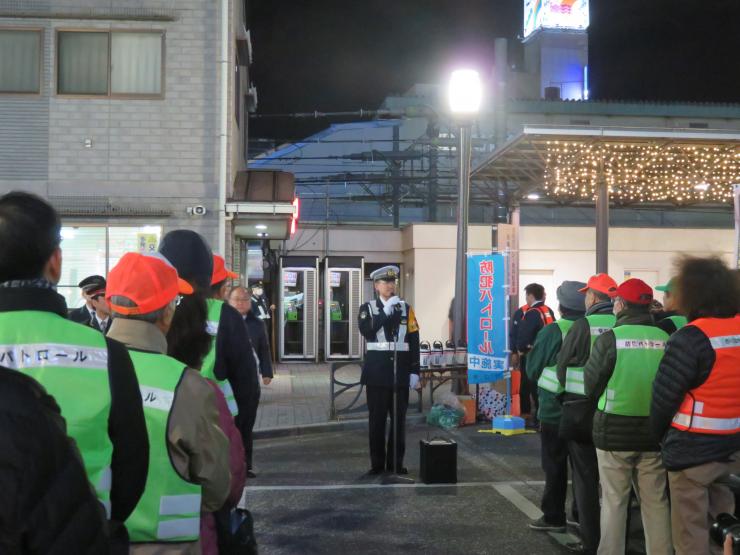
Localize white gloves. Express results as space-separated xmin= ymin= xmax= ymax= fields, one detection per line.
xmin=409 ymin=373 xmax=420 ymax=389
xmin=383 ymin=296 xmax=402 ymax=316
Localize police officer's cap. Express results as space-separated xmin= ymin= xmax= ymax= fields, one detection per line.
xmin=370 ymin=265 xmax=400 ymax=282
xmin=78 ymin=275 xmax=106 ymax=293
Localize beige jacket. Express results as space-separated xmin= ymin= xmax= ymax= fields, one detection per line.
xmin=108 ymin=318 xmax=231 ymax=555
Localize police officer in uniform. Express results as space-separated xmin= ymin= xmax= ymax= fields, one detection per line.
xmin=358 ymin=265 xmax=421 ymax=475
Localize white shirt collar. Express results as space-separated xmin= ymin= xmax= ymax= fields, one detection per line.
xmin=379 ymin=296 xmax=392 ymax=307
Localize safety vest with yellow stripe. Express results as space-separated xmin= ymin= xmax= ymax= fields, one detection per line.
xmin=125 ymin=351 xmax=202 ymax=542
xmin=537 ymin=319 xmax=575 ymax=394
xmin=671 ymin=315 xmax=740 ymax=435
xmin=564 ymin=313 xmax=616 ymax=395
xmin=0 ymin=310 xmax=113 ymax=515
xmin=201 ymin=299 xmax=238 ymax=415
xmin=596 ymin=325 xmax=668 ymax=416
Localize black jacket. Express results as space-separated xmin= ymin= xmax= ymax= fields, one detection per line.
xmin=0 ymin=367 xmax=109 ymax=554
xmin=650 ymin=320 xmax=740 ymax=471
xmin=516 ymin=301 xmax=556 ymax=354
xmin=584 ymin=308 xmax=663 ymax=452
xmin=358 ymin=298 xmax=420 ymax=388
xmin=213 ymin=301 xmax=259 ymax=405
xmin=556 ymin=300 xmax=614 ymax=443
xmin=0 ymin=287 xmax=149 ymax=524
xmin=244 ymin=311 xmax=273 ymax=379
xmin=68 ymin=305 xmax=94 ymax=326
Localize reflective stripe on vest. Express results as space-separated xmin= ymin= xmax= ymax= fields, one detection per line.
xmin=367 ymin=301 xmax=407 ymax=345
xmin=537 ymin=319 xmax=575 ymax=394
xmin=366 ymin=342 xmax=410 ymax=352
xmin=671 ymin=316 xmax=740 ymax=435
xmin=0 ymin=311 xmax=113 ymax=514
xmin=200 ymin=299 xmax=238 ymax=416
xmin=125 ymin=351 xmax=201 ymax=543
xmin=597 ymin=325 xmax=668 ymax=417
xmin=253 ymin=296 xmax=270 ymax=320
xmin=564 ymin=313 xmax=616 ymax=395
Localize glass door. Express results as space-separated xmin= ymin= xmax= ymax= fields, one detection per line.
xmin=282 ymin=268 xmax=306 ymax=357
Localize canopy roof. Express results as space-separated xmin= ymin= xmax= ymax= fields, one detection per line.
xmin=472 ymin=125 xmax=740 ymax=207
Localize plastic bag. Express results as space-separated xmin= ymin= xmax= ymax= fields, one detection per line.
xmin=427 ymin=402 xmax=465 ymax=430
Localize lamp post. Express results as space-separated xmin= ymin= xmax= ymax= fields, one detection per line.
xmin=449 ymin=69 xmax=482 ymax=349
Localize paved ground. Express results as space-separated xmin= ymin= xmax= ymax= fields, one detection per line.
xmin=243 ymin=422 xmax=650 ymax=555
xmin=255 ymin=362 xmax=458 ymax=432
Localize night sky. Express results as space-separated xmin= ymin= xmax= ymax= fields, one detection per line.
xmin=249 ymin=0 xmax=740 ymax=142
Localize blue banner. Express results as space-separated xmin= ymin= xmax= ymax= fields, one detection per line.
xmin=467 ymin=253 xmax=508 ymax=384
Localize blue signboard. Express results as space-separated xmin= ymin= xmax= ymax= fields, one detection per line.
xmin=467 ymin=253 xmax=509 ymax=384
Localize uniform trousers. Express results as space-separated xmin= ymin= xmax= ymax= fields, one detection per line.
xmin=235 ymin=387 xmax=261 ymax=469
xmin=667 ymin=450 xmax=740 ymax=555
xmin=366 ymin=386 xmax=409 ymax=471
xmin=595 ymin=449 xmax=672 ymax=555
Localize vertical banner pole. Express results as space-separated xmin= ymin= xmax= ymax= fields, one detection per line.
xmin=733 ymin=184 xmax=740 ymax=270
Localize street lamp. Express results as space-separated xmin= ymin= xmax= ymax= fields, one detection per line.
xmin=449 ymin=69 xmax=482 ymax=350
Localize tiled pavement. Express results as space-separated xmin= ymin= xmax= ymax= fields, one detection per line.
xmin=254 ymin=362 xmax=338 ymax=431
xmin=254 ymin=361 xmax=446 ymax=431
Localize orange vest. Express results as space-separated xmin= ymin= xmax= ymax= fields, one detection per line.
xmin=521 ymin=304 xmax=554 ymax=323
xmin=671 ymin=315 xmax=740 ymax=435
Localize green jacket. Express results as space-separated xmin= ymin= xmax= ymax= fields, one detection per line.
xmin=526 ymin=314 xmax=581 ymax=425
xmin=583 ymin=307 xmax=663 ymax=452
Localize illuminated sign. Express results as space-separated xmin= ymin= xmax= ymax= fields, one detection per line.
xmin=524 ymin=0 xmax=589 ymax=38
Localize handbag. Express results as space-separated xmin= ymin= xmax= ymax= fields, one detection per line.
xmin=216 ymin=507 xmax=258 ymax=555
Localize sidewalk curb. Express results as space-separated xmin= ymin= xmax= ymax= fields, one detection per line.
xmin=254 ymin=414 xmax=427 ymax=440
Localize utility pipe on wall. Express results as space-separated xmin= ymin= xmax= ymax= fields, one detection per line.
xmin=218 ymin=0 xmax=229 ymax=255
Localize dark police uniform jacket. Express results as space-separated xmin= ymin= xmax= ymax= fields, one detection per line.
xmin=358 ymin=298 xmax=420 ymax=388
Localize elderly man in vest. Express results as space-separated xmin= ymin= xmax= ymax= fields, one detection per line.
xmin=584 ymin=279 xmax=672 ymax=555
xmin=556 ymin=273 xmax=618 ymax=555
xmin=358 ymin=265 xmax=421 ymax=475
xmin=651 ymin=256 xmax=740 ymax=555
xmin=525 ymin=281 xmax=586 ymax=536
xmin=0 ymin=192 xmax=148 ymax=550
xmin=106 ymin=252 xmax=230 ymax=553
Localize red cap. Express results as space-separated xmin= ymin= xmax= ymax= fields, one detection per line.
xmin=106 ymin=252 xmax=193 ymax=315
xmin=615 ymin=278 xmax=654 ymax=305
xmin=211 ymin=255 xmax=238 ymax=285
xmin=578 ymin=273 xmax=618 ymax=297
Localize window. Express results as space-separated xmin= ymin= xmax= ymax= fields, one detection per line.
xmin=58 ymin=224 xmax=162 ymax=308
xmin=0 ymin=29 xmax=42 ymax=94
xmin=57 ymin=30 xmax=163 ymax=97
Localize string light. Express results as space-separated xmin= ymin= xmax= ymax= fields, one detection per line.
xmin=541 ymin=141 xmax=740 ymax=204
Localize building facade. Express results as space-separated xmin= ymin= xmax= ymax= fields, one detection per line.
xmin=0 ymin=0 xmax=256 ymax=305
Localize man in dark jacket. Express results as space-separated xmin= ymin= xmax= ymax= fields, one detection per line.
xmin=556 ymin=273 xmax=618 ymax=555
xmin=0 ymin=366 xmax=109 ymax=554
xmin=0 ymin=192 xmax=149 ymax=551
xmin=650 ymin=256 xmax=740 ymax=555
xmin=228 ymin=285 xmax=274 ymax=476
xmin=358 ymin=265 xmax=421 ymax=475
xmin=516 ymin=283 xmax=556 ymax=423
xmin=525 ymin=281 xmax=586 ymax=534
xmin=584 ymin=279 xmax=672 ymax=555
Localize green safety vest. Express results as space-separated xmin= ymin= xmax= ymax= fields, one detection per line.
xmin=125 ymin=351 xmax=202 ymax=543
xmin=597 ymin=325 xmax=669 ymax=417
xmin=0 ymin=310 xmax=113 ymax=515
xmin=537 ymin=319 xmax=575 ymax=394
xmin=565 ymin=313 xmax=616 ymax=395
xmin=201 ymin=299 xmax=238 ymax=415
xmin=667 ymin=315 xmax=688 ymax=330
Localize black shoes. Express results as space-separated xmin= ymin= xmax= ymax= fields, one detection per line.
xmin=564 ymin=541 xmax=596 ymax=555
xmin=528 ymin=516 xmax=566 ymax=533
xmin=247 ymin=469 xmax=257 ymax=478
xmin=365 ymin=467 xmax=384 ymax=476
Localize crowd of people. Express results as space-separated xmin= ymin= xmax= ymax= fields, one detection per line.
xmin=519 ymin=263 xmax=740 ymax=554
xmin=0 ymin=192 xmax=270 ymax=553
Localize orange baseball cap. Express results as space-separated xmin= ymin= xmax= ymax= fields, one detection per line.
xmin=615 ymin=278 xmax=654 ymax=305
xmin=211 ymin=255 xmax=238 ymax=285
xmin=578 ymin=273 xmax=618 ymax=297
xmin=106 ymin=252 xmax=193 ymax=315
